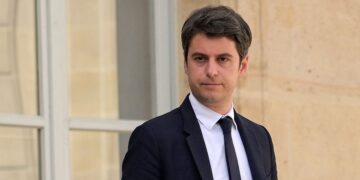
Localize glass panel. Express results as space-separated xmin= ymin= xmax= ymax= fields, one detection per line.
xmin=117 ymin=0 xmax=152 ymax=120
xmin=68 ymin=0 xmax=154 ymax=120
xmin=67 ymin=0 xmax=118 ymax=119
xmin=0 ymin=0 xmax=38 ymax=115
xmin=0 ymin=126 xmax=39 ymax=180
xmin=70 ymin=131 xmax=130 ymax=180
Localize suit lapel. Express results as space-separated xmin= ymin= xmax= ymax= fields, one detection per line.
xmin=234 ymin=112 xmax=267 ymax=179
xmin=181 ymin=96 xmax=213 ymax=180
xmin=179 ymin=96 xmax=267 ymax=180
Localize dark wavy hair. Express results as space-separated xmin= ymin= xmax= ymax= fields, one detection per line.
xmin=181 ymin=5 xmax=252 ymax=62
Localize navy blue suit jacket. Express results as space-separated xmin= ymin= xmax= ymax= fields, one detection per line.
xmin=122 ymin=96 xmax=277 ymax=180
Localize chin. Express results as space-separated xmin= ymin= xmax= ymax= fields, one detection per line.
xmin=198 ymin=94 xmax=222 ymax=104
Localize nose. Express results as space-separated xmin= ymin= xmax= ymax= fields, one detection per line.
xmin=205 ymin=59 xmax=218 ymax=78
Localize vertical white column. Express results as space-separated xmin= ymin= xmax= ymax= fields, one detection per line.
xmin=46 ymin=0 xmax=70 ymax=179
xmin=150 ymin=0 xmax=178 ymax=116
xmin=37 ymin=0 xmax=51 ymax=179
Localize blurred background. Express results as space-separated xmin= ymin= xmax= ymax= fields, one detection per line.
xmin=0 ymin=0 xmax=359 ymax=180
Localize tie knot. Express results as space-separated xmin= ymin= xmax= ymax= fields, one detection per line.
xmin=218 ymin=116 xmax=233 ymax=134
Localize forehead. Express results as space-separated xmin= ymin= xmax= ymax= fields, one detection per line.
xmin=188 ymin=33 xmax=238 ymax=56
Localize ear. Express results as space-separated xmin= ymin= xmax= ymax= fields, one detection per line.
xmin=238 ymin=55 xmax=249 ymax=77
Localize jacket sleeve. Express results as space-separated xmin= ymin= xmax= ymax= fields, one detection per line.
xmin=122 ymin=125 xmax=161 ymax=180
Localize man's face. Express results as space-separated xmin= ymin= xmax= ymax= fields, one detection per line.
xmin=185 ymin=33 xmax=248 ymax=112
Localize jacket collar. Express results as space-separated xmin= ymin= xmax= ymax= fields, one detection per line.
xmin=180 ymin=95 xmax=267 ymax=180
xmin=188 ymin=93 xmax=236 ymax=131
xmin=180 ymin=95 xmax=214 ymax=180
xmin=234 ymin=111 xmax=267 ymax=179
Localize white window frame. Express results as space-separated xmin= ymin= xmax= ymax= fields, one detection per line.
xmin=0 ymin=0 xmax=178 ymax=180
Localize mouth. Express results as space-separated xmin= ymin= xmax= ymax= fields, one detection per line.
xmin=201 ymin=83 xmax=222 ymax=87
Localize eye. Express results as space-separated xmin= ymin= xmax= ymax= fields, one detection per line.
xmin=218 ymin=56 xmax=230 ymax=62
xmin=194 ymin=56 xmax=206 ymax=62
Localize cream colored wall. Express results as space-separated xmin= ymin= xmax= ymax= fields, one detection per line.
xmin=177 ymin=0 xmax=360 ymax=179
xmin=260 ymin=1 xmax=360 ymax=179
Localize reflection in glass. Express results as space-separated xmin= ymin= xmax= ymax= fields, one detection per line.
xmin=0 ymin=126 xmax=39 ymax=180
xmin=70 ymin=131 xmax=125 ymax=180
xmin=117 ymin=0 xmax=152 ymax=120
xmin=0 ymin=0 xmax=38 ymax=115
xmin=67 ymin=0 xmax=119 ymax=119
xmin=68 ymin=0 xmax=154 ymax=120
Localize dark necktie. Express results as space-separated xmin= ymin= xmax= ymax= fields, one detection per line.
xmin=218 ymin=116 xmax=241 ymax=180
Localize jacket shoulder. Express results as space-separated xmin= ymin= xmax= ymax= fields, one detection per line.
xmin=140 ymin=107 xmax=183 ymax=130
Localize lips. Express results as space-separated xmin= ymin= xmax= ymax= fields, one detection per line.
xmin=200 ymin=83 xmax=223 ymax=87
xmin=201 ymin=83 xmax=221 ymax=85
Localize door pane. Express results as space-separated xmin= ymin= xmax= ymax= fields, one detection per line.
xmin=0 ymin=0 xmax=38 ymax=115
xmin=70 ymin=131 xmax=130 ymax=180
xmin=0 ymin=126 xmax=39 ymax=180
xmin=67 ymin=0 xmax=118 ymax=119
xmin=117 ymin=0 xmax=152 ymax=120
xmin=67 ymin=0 xmax=154 ymax=120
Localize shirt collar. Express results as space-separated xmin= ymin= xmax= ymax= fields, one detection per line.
xmin=189 ymin=93 xmax=237 ymax=130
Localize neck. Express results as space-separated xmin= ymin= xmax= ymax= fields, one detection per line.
xmin=190 ymin=93 xmax=234 ymax=115
xmin=202 ymin=102 xmax=233 ymax=115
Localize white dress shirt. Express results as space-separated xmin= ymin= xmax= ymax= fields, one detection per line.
xmin=189 ymin=93 xmax=253 ymax=180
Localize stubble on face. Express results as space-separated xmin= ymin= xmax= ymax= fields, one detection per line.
xmin=185 ymin=33 xmax=247 ymax=114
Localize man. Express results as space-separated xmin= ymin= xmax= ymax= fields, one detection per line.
xmin=122 ymin=5 xmax=277 ymax=180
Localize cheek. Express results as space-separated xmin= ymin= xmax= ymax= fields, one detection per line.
xmin=225 ymin=71 xmax=240 ymax=83
xmin=184 ymin=62 xmax=189 ymax=75
xmin=188 ymin=71 xmax=200 ymax=81
xmin=186 ymin=65 xmax=200 ymax=77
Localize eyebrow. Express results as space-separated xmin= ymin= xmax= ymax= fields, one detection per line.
xmin=191 ymin=52 xmax=233 ymax=58
xmin=217 ymin=53 xmax=233 ymax=57
xmin=191 ymin=52 xmax=208 ymax=58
